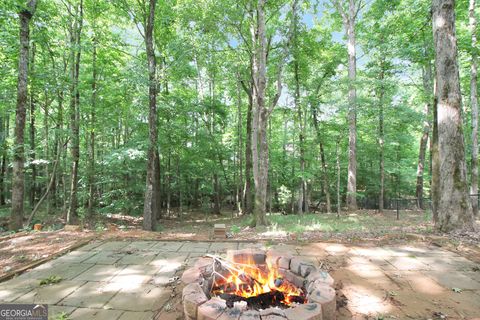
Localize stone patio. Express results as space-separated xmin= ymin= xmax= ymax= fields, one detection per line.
xmin=0 ymin=240 xmax=479 ymax=319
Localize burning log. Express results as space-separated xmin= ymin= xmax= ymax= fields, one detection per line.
xmin=219 ymin=290 xmax=286 ymax=309
xmin=204 ymin=254 xmax=306 ymax=310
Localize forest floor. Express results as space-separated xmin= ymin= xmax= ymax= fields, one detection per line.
xmin=0 ymin=239 xmax=479 ymax=320
xmin=1 ymin=209 xmax=479 ymax=280
xmin=0 ymin=210 xmax=479 ymax=319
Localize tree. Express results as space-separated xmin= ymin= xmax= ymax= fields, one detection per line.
xmin=251 ymin=0 xmax=298 ymax=226
xmin=66 ymin=0 xmax=84 ymax=225
xmin=432 ymin=0 xmax=474 ymax=231
xmin=87 ymin=0 xmax=99 ymax=217
xmin=469 ymin=0 xmax=478 ymax=216
xmin=332 ymin=0 xmax=362 ymax=211
xmin=10 ymin=0 xmax=37 ymax=230
xmin=143 ymin=0 xmax=159 ymax=231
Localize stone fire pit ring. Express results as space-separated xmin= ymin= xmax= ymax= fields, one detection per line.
xmin=181 ymin=249 xmax=336 ymax=320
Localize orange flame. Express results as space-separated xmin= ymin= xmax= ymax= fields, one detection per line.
xmin=211 ymin=257 xmax=304 ymax=306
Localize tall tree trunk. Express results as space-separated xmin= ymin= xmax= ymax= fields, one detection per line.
xmin=336 ymin=137 xmax=341 ymax=217
xmin=294 ymin=59 xmax=306 ymax=215
xmin=320 ymin=142 xmax=331 ymax=212
xmin=0 ymin=115 xmax=8 ymax=206
xmin=10 ymin=0 xmax=37 ymax=230
xmin=416 ymin=61 xmax=433 ymax=210
xmin=469 ymin=0 xmax=478 ymax=216
xmin=346 ymin=2 xmax=357 ymax=211
xmin=333 ymin=0 xmax=359 ymax=211
xmin=312 ymin=107 xmax=332 ymax=212
xmin=154 ymin=149 xmax=161 ymax=219
xmin=44 ymin=88 xmax=50 ymax=214
xmin=213 ymin=174 xmax=221 ymax=214
xmin=332 ymin=0 xmax=359 ymax=211
xmin=236 ymin=78 xmax=243 ymax=214
xmin=432 ymin=0 xmax=473 ymax=231
xmin=244 ymin=78 xmax=254 ymax=214
xmin=251 ymin=0 xmax=297 ymax=226
xmin=67 ymin=0 xmax=83 ymax=225
xmin=142 ymin=0 xmax=159 ymax=231
xmin=88 ymin=25 xmax=97 ymax=218
xmin=378 ymin=62 xmax=385 ymax=212
xmin=252 ymin=0 xmax=269 ymax=226
xmin=29 ymin=42 xmax=36 ymax=208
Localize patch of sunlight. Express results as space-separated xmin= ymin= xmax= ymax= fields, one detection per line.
xmin=405 ymin=273 xmax=446 ymax=295
xmin=260 ymin=229 xmax=288 ymax=237
xmin=159 ymin=261 xmax=183 ymax=273
xmin=304 ymin=223 xmax=324 ymax=231
xmin=103 ymin=281 xmax=141 ymax=292
xmin=347 ymin=285 xmax=392 ymax=314
xmin=163 ymin=232 xmax=196 ymax=239
xmin=259 ymin=223 xmax=288 ymax=237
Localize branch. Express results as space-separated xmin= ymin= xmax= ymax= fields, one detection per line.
xmin=354 ymin=0 xmax=365 ymax=20
xmin=267 ymin=0 xmax=299 ymax=117
xmin=332 ymin=0 xmax=348 ymax=24
xmin=240 ymin=79 xmax=252 ymax=99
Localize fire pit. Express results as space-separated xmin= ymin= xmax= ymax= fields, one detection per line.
xmin=181 ymin=249 xmax=336 ymax=319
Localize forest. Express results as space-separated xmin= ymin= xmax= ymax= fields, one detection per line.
xmin=0 ymin=0 xmax=479 ymax=233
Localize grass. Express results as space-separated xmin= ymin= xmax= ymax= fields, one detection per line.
xmin=236 ymin=210 xmax=433 ymax=235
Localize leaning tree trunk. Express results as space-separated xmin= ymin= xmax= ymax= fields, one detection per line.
xmin=142 ymin=0 xmax=159 ymax=231
xmin=432 ymin=0 xmax=474 ymax=231
xmin=469 ymin=0 xmax=478 ymax=216
xmin=10 ymin=0 xmax=37 ymax=230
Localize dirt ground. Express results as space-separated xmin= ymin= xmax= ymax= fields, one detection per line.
xmin=1 ymin=211 xmax=479 ymax=319
xmin=1 ymin=210 xmax=480 ymax=279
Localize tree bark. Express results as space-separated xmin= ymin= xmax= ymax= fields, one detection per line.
xmin=333 ymin=0 xmax=359 ymax=211
xmin=242 ymin=76 xmax=254 ymax=215
xmin=378 ymin=62 xmax=385 ymax=212
xmin=44 ymin=85 xmax=50 ymax=215
xmin=432 ymin=0 xmax=474 ymax=231
xmin=251 ymin=0 xmax=297 ymax=226
xmin=416 ymin=60 xmax=433 ymax=210
xmin=469 ymin=0 xmax=478 ymax=216
xmin=336 ymin=138 xmax=341 ymax=217
xmin=251 ymin=0 xmax=269 ymax=226
xmin=142 ymin=0 xmax=159 ymax=231
xmin=213 ymin=174 xmax=221 ymax=214
xmin=294 ymin=59 xmax=306 ymax=215
xmin=312 ymin=108 xmax=332 ymax=213
xmin=0 ymin=115 xmax=8 ymax=206
xmin=67 ymin=0 xmax=83 ymax=224
xmin=236 ymin=77 xmax=244 ymax=214
xmin=87 ymin=6 xmax=97 ymax=218
xmin=10 ymin=0 xmax=37 ymax=230
xmin=29 ymin=42 xmax=36 ymax=208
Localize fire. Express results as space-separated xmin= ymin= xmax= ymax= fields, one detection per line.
xmin=211 ymin=258 xmax=305 ymax=307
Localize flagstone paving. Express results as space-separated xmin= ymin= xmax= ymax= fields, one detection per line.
xmin=0 ymin=240 xmax=478 ymax=319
